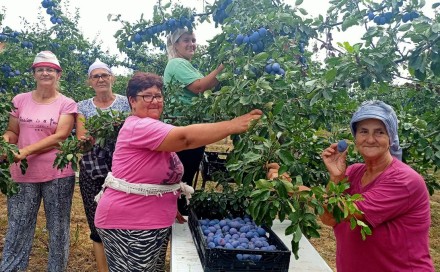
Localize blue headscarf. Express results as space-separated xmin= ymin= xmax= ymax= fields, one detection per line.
xmin=350 ymin=100 xmax=402 ymax=161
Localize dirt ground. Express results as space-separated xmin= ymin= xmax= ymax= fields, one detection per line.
xmin=0 ymin=138 xmax=439 ymax=272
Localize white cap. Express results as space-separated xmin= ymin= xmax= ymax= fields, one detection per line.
xmin=87 ymin=58 xmax=112 ymax=77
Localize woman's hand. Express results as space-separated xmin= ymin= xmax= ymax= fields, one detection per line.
xmin=320 ymin=206 xmax=337 ymax=227
xmin=230 ymin=109 xmax=263 ymax=134
xmin=175 ymin=211 xmax=187 ymax=224
xmin=266 ymin=162 xmax=292 ymax=182
xmin=321 ymin=143 xmax=347 ymax=182
xmin=13 ymin=149 xmax=28 ymax=163
xmin=217 ymin=63 xmax=225 ymax=73
xmin=79 ymin=135 xmax=95 ymax=152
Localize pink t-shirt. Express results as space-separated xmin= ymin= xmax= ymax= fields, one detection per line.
xmin=9 ymin=92 xmax=77 ymax=182
xmin=94 ymin=116 xmax=184 ymax=230
xmin=334 ymin=158 xmax=434 ymax=272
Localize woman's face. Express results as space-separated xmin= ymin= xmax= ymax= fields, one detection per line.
xmin=88 ymin=68 xmax=113 ymax=93
xmin=174 ymin=33 xmax=196 ymax=60
xmin=129 ymin=86 xmax=164 ymax=120
xmin=355 ymin=118 xmax=391 ymax=160
xmin=33 ymin=66 xmax=61 ymax=88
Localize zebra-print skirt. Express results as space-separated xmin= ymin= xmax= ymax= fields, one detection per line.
xmin=97 ymin=227 xmax=171 ymax=272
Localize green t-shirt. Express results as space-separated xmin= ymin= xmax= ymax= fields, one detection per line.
xmin=163 ymin=58 xmax=204 ymax=105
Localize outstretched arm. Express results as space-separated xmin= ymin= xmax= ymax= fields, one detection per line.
xmin=186 ymin=64 xmax=224 ymax=94
xmin=156 ymin=109 xmax=262 ymax=152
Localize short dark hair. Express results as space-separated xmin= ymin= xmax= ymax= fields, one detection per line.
xmin=126 ymin=72 xmax=163 ymax=99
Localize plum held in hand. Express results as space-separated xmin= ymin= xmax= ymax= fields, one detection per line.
xmin=337 ymin=140 xmax=348 ymax=153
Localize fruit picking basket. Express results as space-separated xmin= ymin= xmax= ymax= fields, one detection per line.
xmin=188 ymin=208 xmax=291 ymax=271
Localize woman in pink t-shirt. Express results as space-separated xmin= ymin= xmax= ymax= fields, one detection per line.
xmin=95 ymin=72 xmax=262 ymax=271
xmin=1 ymin=51 xmax=77 ymax=272
xmin=320 ymin=101 xmax=434 ymax=272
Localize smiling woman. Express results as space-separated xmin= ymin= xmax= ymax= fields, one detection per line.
xmin=75 ymin=58 xmax=130 ymax=272
xmin=1 ymin=50 xmax=77 ymax=272
xmin=320 ymin=100 xmax=434 ymax=272
xmin=93 ymin=71 xmax=262 ymax=272
xmin=163 ymin=27 xmax=225 ymax=216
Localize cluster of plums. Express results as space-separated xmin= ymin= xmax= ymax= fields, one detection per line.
xmin=213 ymin=0 xmax=234 ymax=24
xmin=125 ymin=15 xmax=194 ymax=49
xmin=1 ymin=64 xmax=20 ymax=79
xmin=41 ymin=0 xmax=63 ymax=25
xmin=367 ymin=1 xmax=419 ymax=25
xmin=265 ymin=59 xmax=285 ymax=76
xmin=0 ymin=31 xmax=20 ymax=43
xmin=234 ymin=27 xmax=268 ymax=53
xmin=199 ymin=216 xmax=279 ymax=262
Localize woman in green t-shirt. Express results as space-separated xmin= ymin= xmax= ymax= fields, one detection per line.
xmin=164 ymin=27 xmax=224 ymax=215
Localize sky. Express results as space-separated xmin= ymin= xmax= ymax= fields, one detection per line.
xmin=1 ymin=0 xmax=437 ymax=62
xmin=1 ymin=0 xmax=333 ymax=56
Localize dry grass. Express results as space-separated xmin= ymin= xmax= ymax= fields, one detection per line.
xmin=0 ymin=139 xmax=438 ymax=271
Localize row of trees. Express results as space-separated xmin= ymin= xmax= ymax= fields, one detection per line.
xmin=1 ymin=0 xmax=439 ymax=258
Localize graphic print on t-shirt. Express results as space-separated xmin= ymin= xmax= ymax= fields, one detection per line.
xmin=19 ymin=116 xmax=58 ymax=132
xmin=161 ymin=152 xmax=183 ymax=185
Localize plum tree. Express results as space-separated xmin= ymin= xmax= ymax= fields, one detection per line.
xmin=0 ymin=0 xmax=439 ymax=260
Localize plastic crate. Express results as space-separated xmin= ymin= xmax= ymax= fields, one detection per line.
xmin=200 ymin=151 xmax=229 ymax=182
xmin=188 ymin=208 xmax=291 ymax=272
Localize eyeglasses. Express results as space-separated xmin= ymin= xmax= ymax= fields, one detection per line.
xmin=90 ymin=73 xmax=111 ymax=81
xmin=35 ymin=68 xmax=58 ymax=74
xmin=136 ymin=94 xmax=163 ymax=103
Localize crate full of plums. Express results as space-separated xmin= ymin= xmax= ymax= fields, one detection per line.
xmin=188 ymin=208 xmax=291 ymax=271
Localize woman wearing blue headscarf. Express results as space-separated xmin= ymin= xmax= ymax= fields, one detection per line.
xmin=320 ymin=100 xmax=434 ymax=271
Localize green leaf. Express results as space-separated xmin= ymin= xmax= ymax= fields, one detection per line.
xmin=430 ymin=61 xmax=440 ymax=76
xmin=293 ymin=224 xmax=302 ymax=242
xmin=325 ymin=69 xmax=337 ymax=82
xmin=295 ymin=0 xmax=304 ymax=5
xmin=305 ymin=79 xmax=317 ymax=87
xmin=350 ymin=217 xmax=357 ymax=230
xmin=341 ymin=17 xmax=358 ymax=31
xmin=255 ymin=179 xmax=274 ymax=189
xmin=66 ymin=154 xmax=74 ymax=161
xmin=414 ymin=69 xmax=426 ymax=81
xmin=322 ymin=90 xmax=331 ymax=101
xmin=431 ymin=23 xmax=440 ymax=33
xmin=310 ymin=92 xmax=321 ymax=106
xmin=298 ymin=8 xmax=308 ymax=15
xmin=285 ymin=224 xmax=295 ymax=235
xmin=278 ymin=150 xmax=295 ymax=164
xmin=398 ymin=24 xmax=412 ymax=32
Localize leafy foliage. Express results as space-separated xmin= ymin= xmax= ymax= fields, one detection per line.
xmin=0 ymin=139 xmax=27 ymax=196
xmin=54 ymin=109 xmax=129 ymax=171
xmin=1 ymin=0 xmax=439 ymax=260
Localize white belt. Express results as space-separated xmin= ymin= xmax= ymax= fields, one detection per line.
xmin=94 ymin=172 xmax=194 ymax=204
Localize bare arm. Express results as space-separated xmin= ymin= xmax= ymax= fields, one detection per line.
xmin=75 ymin=113 xmax=87 ymax=139
xmin=265 ymin=162 xmax=365 ymax=227
xmin=15 ymin=113 xmax=75 ymax=161
xmin=156 ymin=109 xmax=262 ymax=152
xmin=3 ymin=115 xmax=19 ymax=144
xmin=321 ymin=143 xmax=347 ymax=184
xmin=186 ymin=64 xmax=224 ymax=94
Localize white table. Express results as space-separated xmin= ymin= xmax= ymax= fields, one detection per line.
xmin=171 ymin=219 xmax=333 ymax=271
